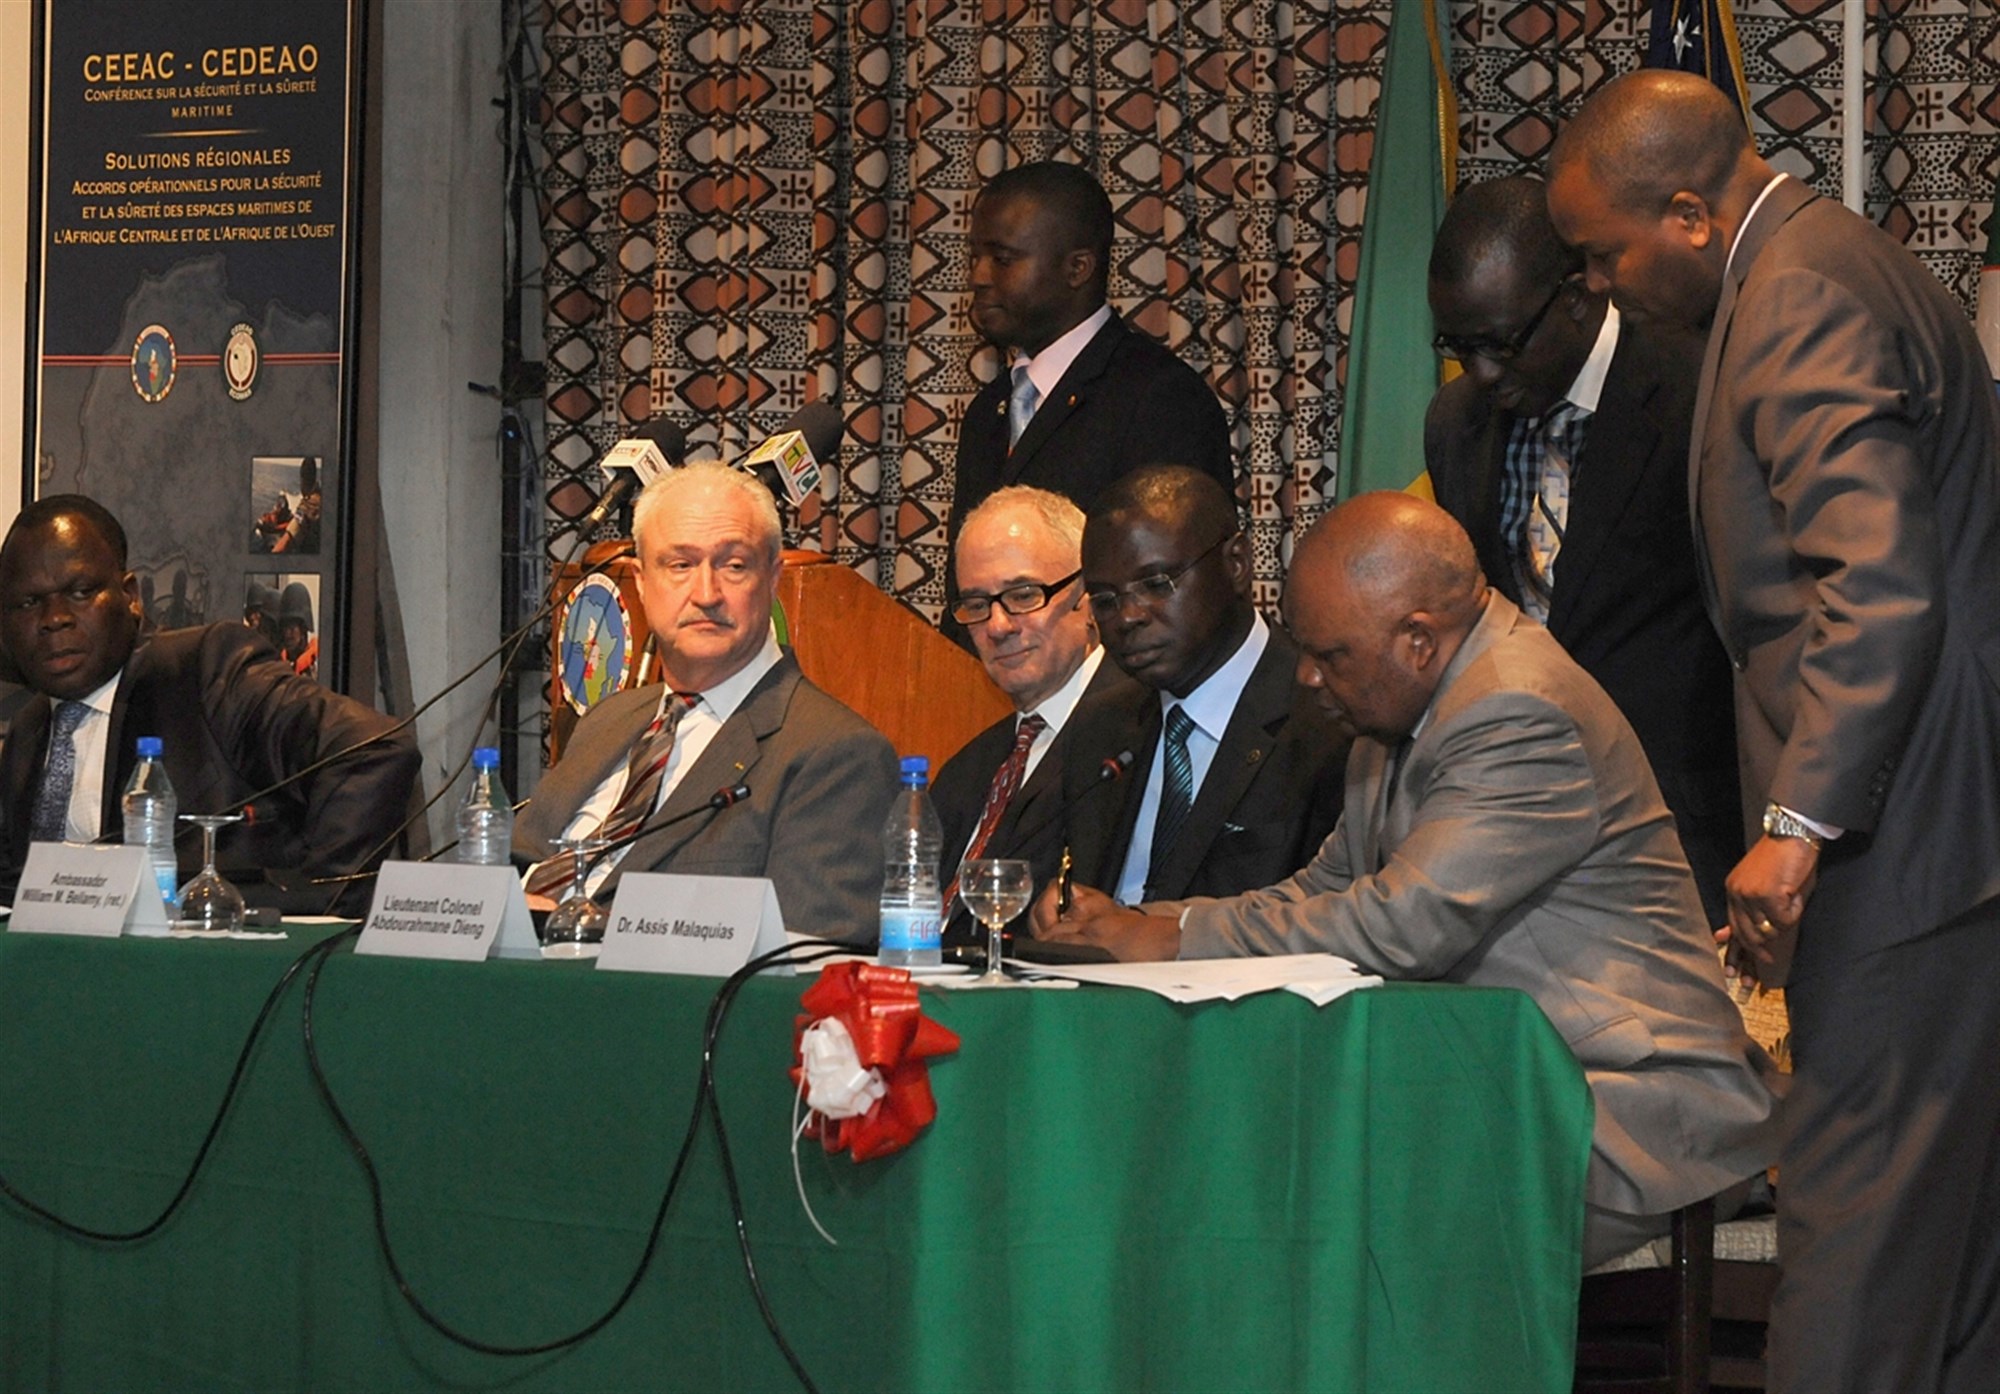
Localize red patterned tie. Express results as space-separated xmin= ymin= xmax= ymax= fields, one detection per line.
xmin=943 ymin=713 xmax=1046 ymax=906
xmin=525 ymin=691 xmax=700 ymax=898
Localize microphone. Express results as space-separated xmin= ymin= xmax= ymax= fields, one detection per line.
xmin=578 ymin=781 xmax=753 ymax=877
xmin=571 ymin=418 xmax=689 ymax=538
xmin=738 ymin=400 xmax=841 ymax=507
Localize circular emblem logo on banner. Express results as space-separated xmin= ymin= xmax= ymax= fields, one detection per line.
xmin=556 ymin=572 xmax=633 ymax=715
xmin=224 ymin=323 xmax=259 ymax=401
xmin=130 ymin=325 xmax=177 ymax=403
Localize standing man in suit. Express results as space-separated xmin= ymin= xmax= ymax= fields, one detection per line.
xmin=0 ymin=495 xmax=419 ymax=915
xmin=932 ymin=486 xmax=1139 ymax=946
xmin=1062 ymin=465 xmax=1346 ymax=905
xmin=1037 ymin=492 xmax=1783 ymax=1269
xmin=949 ymin=162 xmax=1233 ymax=587
xmin=1425 ymin=175 xmax=1740 ymax=924
xmin=516 ymin=461 xmax=898 ymax=944
xmin=1550 ymin=71 xmax=2000 ymax=1392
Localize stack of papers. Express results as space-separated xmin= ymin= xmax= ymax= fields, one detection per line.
xmin=1014 ymin=953 xmax=1381 ymax=1007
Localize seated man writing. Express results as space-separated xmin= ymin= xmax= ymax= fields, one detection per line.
xmin=0 ymin=494 xmax=420 ymax=914
xmin=515 ymin=461 xmax=897 ymax=943
xmin=1036 ymin=491 xmax=1783 ymax=1267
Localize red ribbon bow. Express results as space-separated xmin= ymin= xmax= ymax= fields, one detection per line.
xmin=791 ymin=962 xmax=961 ymax=1162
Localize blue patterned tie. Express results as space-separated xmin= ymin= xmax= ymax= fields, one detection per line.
xmin=31 ymin=701 xmax=90 ymax=843
xmin=1007 ymin=361 xmax=1040 ymax=448
xmin=1148 ymin=705 xmax=1197 ymax=891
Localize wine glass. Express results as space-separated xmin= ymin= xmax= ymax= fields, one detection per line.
xmin=541 ymin=833 xmax=610 ymax=959
xmin=177 ymin=813 xmax=246 ymax=932
xmin=958 ymin=858 xmax=1033 ymax=987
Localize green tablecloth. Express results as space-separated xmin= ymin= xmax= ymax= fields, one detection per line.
xmin=0 ymin=928 xmax=1591 ymax=1392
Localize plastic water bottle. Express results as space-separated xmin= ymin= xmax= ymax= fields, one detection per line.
xmin=877 ymin=755 xmax=943 ymax=967
xmin=456 ymin=747 xmax=514 ymax=865
xmin=121 ymin=737 xmax=179 ymax=910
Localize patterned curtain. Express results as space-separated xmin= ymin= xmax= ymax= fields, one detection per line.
xmin=539 ymin=0 xmax=1399 ymax=618
xmin=1446 ymin=0 xmax=1999 ymax=309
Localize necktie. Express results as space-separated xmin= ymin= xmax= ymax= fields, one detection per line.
xmin=944 ymin=713 xmax=1047 ymax=908
xmin=1007 ymin=361 xmax=1041 ymax=448
xmin=525 ymin=691 xmax=699 ymax=898
xmin=1524 ymin=402 xmax=1589 ymax=618
xmin=1147 ymin=705 xmax=1198 ymax=893
xmin=31 ymin=701 xmax=90 ymax=844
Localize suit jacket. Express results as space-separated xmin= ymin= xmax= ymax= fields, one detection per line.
xmin=1426 ymin=321 xmax=1741 ymax=917
xmin=0 ymin=624 xmax=420 ymax=914
xmin=1692 ymin=176 xmax=2000 ymax=979
xmin=1061 ymin=628 xmax=1347 ymax=903
xmin=515 ymin=654 xmax=898 ymax=945
xmin=1178 ymin=595 xmax=1783 ymax=1216
xmin=932 ymin=657 xmax=1140 ymax=943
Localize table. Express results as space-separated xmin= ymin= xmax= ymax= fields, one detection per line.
xmin=0 ymin=928 xmax=1591 ymax=1392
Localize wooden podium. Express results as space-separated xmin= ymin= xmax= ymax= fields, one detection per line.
xmin=548 ymin=544 xmax=1011 ymax=769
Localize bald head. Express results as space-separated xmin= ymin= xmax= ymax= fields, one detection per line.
xmin=1546 ymin=71 xmax=1771 ymax=330
xmin=1284 ymin=493 xmax=1487 ymax=741
xmin=1549 ymin=70 xmax=1756 ymax=217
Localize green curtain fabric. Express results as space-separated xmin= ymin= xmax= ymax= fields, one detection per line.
xmin=1338 ymin=1 xmax=1449 ymax=499
xmin=0 ymin=929 xmax=1590 ymax=1392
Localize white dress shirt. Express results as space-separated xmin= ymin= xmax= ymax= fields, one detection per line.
xmin=1012 ymin=303 xmax=1114 ymax=427
xmin=1019 ymin=644 xmax=1104 ymax=785
xmin=47 ymin=673 xmax=122 ymax=843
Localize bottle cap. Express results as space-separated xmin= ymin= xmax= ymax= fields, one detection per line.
xmin=899 ymin=754 xmax=929 ymax=785
xmin=135 ymin=736 xmax=163 ymax=758
xmin=472 ymin=746 xmax=500 ymax=770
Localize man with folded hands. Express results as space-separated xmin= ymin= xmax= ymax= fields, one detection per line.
xmin=1036 ymin=491 xmax=1782 ymax=1268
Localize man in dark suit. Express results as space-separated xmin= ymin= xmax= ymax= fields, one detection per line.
xmin=932 ymin=486 xmax=1139 ymax=946
xmin=516 ymin=462 xmax=897 ymax=944
xmin=948 ymin=163 xmax=1233 ymax=595
xmin=1062 ymin=465 xmax=1345 ymax=905
xmin=1424 ymin=175 xmax=1739 ymax=924
xmin=0 ymin=495 xmax=420 ymax=914
xmin=1037 ymin=493 xmax=1782 ymax=1269
xmin=1552 ymin=71 xmax=2000 ymax=1393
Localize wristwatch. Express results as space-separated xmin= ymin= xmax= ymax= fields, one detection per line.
xmin=1762 ymin=802 xmax=1824 ymax=852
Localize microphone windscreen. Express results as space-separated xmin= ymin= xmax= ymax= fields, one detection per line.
xmin=637 ymin=418 xmax=688 ymax=467
xmin=785 ymin=400 xmax=844 ymax=464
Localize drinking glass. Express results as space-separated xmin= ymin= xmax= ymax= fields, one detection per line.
xmin=177 ymin=813 xmax=246 ymax=932
xmin=541 ymin=834 xmax=610 ymax=958
xmin=958 ymin=858 xmax=1033 ymax=986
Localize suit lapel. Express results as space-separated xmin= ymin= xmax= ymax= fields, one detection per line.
xmin=1548 ymin=337 xmax=1659 ymax=633
xmin=601 ymin=659 xmax=794 ymax=891
xmin=1002 ymin=317 xmax=1124 ymax=486
xmin=4 ymin=698 xmax=52 ymax=866
xmin=1153 ymin=637 xmax=1294 ymax=900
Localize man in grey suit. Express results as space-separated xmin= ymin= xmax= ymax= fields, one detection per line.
xmin=1036 ymin=492 xmax=1782 ymax=1268
xmin=516 ymin=461 xmax=898 ymax=944
xmin=1550 ymin=70 xmax=2000 ymax=1392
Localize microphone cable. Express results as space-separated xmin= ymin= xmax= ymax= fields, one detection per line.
xmin=0 ymin=921 xmax=358 ymax=1242
xmin=297 ymin=928 xmax=848 ymax=1381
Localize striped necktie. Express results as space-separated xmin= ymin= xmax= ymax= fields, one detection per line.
xmin=1525 ymin=401 xmax=1589 ymax=616
xmin=525 ymin=691 xmax=699 ymax=898
xmin=944 ymin=713 xmax=1046 ymax=907
xmin=1146 ymin=705 xmax=1198 ymax=895
xmin=31 ymin=701 xmax=90 ymax=843
xmin=1007 ymin=361 xmax=1041 ymax=448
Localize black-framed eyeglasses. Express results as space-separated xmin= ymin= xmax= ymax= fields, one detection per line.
xmin=952 ymin=568 xmax=1083 ymax=626
xmin=1085 ymin=532 xmax=1235 ymax=617
xmin=1431 ymin=278 xmax=1571 ymax=363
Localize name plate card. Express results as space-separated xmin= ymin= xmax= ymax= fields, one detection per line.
xmin=597 ymin=873 xmax=786 ymax=976
xmin=10 ymin=842 xmax=171 ymax=937
xmin=355 ymin=862 xmax=534 ymax=962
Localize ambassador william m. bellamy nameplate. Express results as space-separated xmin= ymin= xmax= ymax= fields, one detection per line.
xmin=10 ymin=842 xmax=172 ymax=936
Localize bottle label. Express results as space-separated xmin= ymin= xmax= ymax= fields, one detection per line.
xmin=154 ymin=864 xmax=179 ymax=909
xmin=879 ymin=906 xmax=941 ymax=955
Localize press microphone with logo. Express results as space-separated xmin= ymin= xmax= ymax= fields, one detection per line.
xmin=570 ymin=417 xmax=689 ymax=538
xmin=737 ymin=400 xmax=841 ymax=508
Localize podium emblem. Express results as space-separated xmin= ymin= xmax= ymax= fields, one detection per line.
xmin=556 ymin=572 xmax=634 ymax=714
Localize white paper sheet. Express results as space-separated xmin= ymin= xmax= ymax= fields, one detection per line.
xmin=1015 ymin=952 xmax=1381 ymax=1006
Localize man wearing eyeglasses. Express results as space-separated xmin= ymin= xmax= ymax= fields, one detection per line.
xmin=1424 ymin=175 xmax=1740 ymax=928
xmin=931 ymin=487 xmax=1141 ymax=945
xmin=1059 ymin=465 xmax=1346 ymax=906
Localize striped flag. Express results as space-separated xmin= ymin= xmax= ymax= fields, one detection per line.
xmin=1979 ymin=196 xmax=2000 ymax=390
xmin=1645 ymin=0 xmax=1751 ymax=115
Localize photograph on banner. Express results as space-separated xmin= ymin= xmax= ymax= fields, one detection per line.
xmin=28 ymin=0 xmax=360 ymax=683
xmin=244 ymin=572 xmax=322 ymax=681
xmin=250 ymin=455 xmax=325 ymax=555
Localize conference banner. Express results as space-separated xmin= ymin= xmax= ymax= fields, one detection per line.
xmin=27 ymin=0 xmax=362 ymax=684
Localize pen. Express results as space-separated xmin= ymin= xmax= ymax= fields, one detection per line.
xmin=1057 ymin=845 xmax=1074 ymax=916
